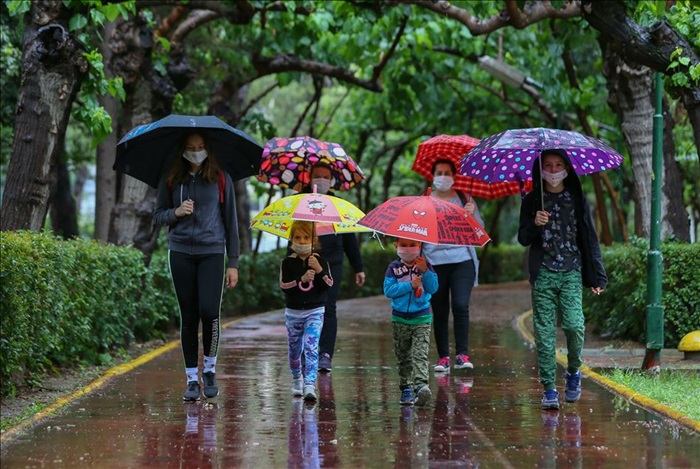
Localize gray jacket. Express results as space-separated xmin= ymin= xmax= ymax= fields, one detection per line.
xmin=153 ymin=171 xmax=239 ymax=268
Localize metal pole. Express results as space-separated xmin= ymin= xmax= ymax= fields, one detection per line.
xmin=642 ymin=72 xmax=665 ymax=372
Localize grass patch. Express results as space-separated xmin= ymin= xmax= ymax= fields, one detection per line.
xmin=0 ymin=402 xmax=45 ymax=433
xmin=603 ymin=368 xmax=700 ymax=421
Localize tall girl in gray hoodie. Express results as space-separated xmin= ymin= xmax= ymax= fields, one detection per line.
xmin=154 ymin=131 xmax=239 ymax=402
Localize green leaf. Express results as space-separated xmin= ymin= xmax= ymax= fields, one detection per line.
xmin=69 ymin=14 xmax=88 ymax=32
xmin=100 ymin=4 xmax=122 ymax=22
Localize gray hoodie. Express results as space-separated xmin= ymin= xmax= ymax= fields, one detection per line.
xmin=153 ymin=171 xmax=239 ymax=268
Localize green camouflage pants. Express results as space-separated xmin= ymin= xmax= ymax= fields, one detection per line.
xmin=392 ymin=322 xmax=431 ymax=390
xmin=532 ymin=269 xmax=584 ymax=388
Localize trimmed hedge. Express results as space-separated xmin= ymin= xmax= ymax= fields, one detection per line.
xmin=0 ymin=231 xmax=178 ymax=396
xmin=583 ymin=239 xmax=700 ymax=348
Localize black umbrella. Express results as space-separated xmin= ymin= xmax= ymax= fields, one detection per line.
xmin=114 ymin=114 xmax=263 ymax=188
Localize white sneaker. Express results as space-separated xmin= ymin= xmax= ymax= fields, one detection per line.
xmin=303 ymin=384 xmax=317 ymax=401
xmin=291 ymin=376 xmax=303 ymax=397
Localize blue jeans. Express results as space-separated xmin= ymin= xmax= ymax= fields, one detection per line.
xmin=430 ymin=260 xmax=476 ymax=358
xmin=286 ymin=309 xmax=324 ymax=385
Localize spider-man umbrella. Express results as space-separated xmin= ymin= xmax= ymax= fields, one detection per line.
xmin=257 ymin=136 xmax=365 ymax=192
xmin=460 ymin=127 xmax=624 ymax=183
xmin=413 ymin=134 xmax=532 ymax=199
xmin=250 ymin=187 xmax=371 ymax=239
xmin=357 ymin=190 xmax=490 ymax=247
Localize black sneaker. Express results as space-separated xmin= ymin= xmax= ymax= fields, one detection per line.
xmin=183 ymin=381 xmax=200 ymax=401
xmin=202 ymin=372 xmax=218 ymax=398
xmin=319 ymin=353 xmax=332 ymax=372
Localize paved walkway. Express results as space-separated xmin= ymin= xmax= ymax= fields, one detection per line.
xmin=2 ymin=282 xmax=699 ymax=468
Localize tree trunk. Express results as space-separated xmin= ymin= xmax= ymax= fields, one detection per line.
xmin=94 ymin=20 xmax=120 ymax=242
xmin=603 ymin=51 xmax=689 ymax=241
xmin=108 ymin=75 xmax=160 ymax=261
xmin=49 ymin=158 xmax=79 ymax=238
xmin=209 ymin=80 xmax=254 ymax=253
xmin=1 ymin=3 xmax=86 ymax=232
xmin=661 ymin=98 xmax=690 ymax=241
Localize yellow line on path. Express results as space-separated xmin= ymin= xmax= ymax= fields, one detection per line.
xmin=515 ymin=310 xmax=700 ymax=434
xmin=1 ymin=318 xmax=243 ymax=444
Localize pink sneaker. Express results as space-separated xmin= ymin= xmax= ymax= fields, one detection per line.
xmin=434 ymin=356 xmax=450 ymax=372
xmin=454 ymin=354 xmax=474 ymax=370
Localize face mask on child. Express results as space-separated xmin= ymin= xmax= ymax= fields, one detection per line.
xmin=312 ymin=178 xmax=332 ymax=194
xmin=397 ymin=246 xmax=420 ymax=263
xmin=433 ymin=175 xmax=454 ymax=192
xmin=541 ymin=169 xmax=568 ymax=188
xmin=183 ymin=150 xmax=208 ymax=166
xmin=291 ymin=243 xmax=313 ymax=255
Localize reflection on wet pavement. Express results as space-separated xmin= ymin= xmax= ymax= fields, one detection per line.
xmin=2 ymin=292 xmax=699 ymax=468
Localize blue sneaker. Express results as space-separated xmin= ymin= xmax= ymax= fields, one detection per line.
xmin=541 ymin=389 xmax=560 ymax=410
xmin=564 ymin=370 xmax=582 ymax=402
xmin=414 ymin=385 xmax=431 ymax=407
xmin=400 ymin=387 xmax=415 ymax=405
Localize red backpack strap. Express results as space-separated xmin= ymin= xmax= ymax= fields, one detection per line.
xmin=218 ymin=171 xmax=226 ymax=204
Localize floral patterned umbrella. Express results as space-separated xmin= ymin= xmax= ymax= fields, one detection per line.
xmin=460 ymin=127 xmax=624 ymax=183
xmin=357 ymin=191 xmax=490 ymax=247
xmin=257 ymin=136 xmax=365 ymax=192
xmin=412 ymin=134 xmax=532 ymax=199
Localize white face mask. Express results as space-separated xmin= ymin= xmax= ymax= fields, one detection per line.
xmin=541 ymin=169 xmax=568 ymax=188
xmin=312 ymin=178 xmax=332 ymax=194
xmin=433 ymin=175 xmax=454 ymax=192
xmin=291 ymin=242 xmax=313 ymax=255
xmin=396 ymin=246 xmax=420 ymax=263
xmin=183 ymin=150 xmax=208 ymax=166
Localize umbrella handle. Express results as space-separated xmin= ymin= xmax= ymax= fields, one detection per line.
xmin=299 ymin=281 xmax=313 ymax=292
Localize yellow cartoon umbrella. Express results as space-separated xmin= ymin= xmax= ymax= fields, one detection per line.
xmin=250 ymin=188 xmax=371 ymax=239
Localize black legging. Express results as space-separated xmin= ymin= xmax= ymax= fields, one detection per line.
xmin=169 ymin=251 xmax=225 ymax=368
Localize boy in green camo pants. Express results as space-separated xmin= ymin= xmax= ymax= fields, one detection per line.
xmin=384 ymin=237 xmax=439 ymax=407
xmin=518 ymin=149 xmax=607 ymax=410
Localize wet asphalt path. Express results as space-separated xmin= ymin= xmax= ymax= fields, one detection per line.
xmin=2 ymin=283 xmax=699 ymax=468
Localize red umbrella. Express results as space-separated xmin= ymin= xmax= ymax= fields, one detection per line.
xmin=412 ymin=134 xmax=532 ymax=199
xmin=357 ymin=191 xmax=491 ymax=246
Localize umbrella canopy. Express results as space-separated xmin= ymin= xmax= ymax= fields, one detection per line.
xmin=250 ymin=190 xmax=370 ymax=239
xmin=412 ymin=134 xmax=532 ymax=199
xmin=257 ymin=136 xmax=365 ymax=192
xmin=114 ymin=114 xmax=263 ymax=188
xmin=460 ymin=127 xmax=624 ymax=184
xmin=357 ymin=192 xmax=490 ymax=247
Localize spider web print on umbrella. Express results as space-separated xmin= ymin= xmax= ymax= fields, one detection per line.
xmin=358 ymin=193 xmax=490 ymax=247
xmin=460 ymin=127 xmax=624 ymax=183
xmin=258 ymin=136 xmax=365 ymax=192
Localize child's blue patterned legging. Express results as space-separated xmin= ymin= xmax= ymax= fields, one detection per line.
xmin=285 ymin=308 xmax=324 ymax=385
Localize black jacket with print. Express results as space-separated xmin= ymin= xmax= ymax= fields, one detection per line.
xmin=279 ymin=254 xmax=333 ymax=310
xmin=517 ymin=149 xmax=607 ymax=289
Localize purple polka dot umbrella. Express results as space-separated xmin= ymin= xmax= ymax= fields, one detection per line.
xmin=459 ymin=127 xmax=624 ymax=184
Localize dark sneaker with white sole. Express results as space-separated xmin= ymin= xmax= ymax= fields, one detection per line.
xmin=183 ymin=381 xmax=200 ymax=401
xmin=541 ymin=389 xmax=560 ymax=410
xmin=564 ymin=370 xmax=581 ymax=402
xmin=319 ymin=353 xmax=332 ymax=372
xmin=414 ymin=385 xmax=432 ymax=407
xmin=202 ymin=372 xmax=218 ymax=398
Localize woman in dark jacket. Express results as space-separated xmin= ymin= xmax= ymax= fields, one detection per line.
xmin=518 ymin=148 xmax=606 ymax=410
